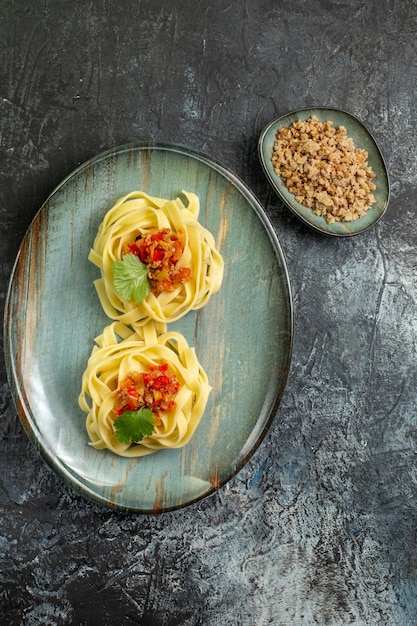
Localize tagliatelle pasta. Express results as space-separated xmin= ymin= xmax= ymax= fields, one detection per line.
xmin=78 ymin=321 xmax=211 ymax=457
xmin=88 ymin=191 xmax=224 ymax=328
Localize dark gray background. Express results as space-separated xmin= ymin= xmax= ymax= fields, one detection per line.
xmin=1 ymin=1 xmax=417 ymax=624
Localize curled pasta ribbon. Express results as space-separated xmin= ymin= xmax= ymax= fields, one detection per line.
xmin=89 ymin=191 xmax=224 ymax=328
xmin=78 ymin=321 xmax=211 ymax=458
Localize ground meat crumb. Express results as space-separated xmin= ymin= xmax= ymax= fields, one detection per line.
xmin=271 ymin=115 xmax=377 ymax=224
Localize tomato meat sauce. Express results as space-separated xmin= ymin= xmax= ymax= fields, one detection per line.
xmin=122 ymin=228 xmax=192 ymax=294
xmin=114 ymin=364 xmax=180 ymax=427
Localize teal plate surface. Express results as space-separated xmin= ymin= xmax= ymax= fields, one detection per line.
xmin=4 ymin=143 xmax=293 ymax=513
xmin=259 ymin=107 xmax=390 ymax=236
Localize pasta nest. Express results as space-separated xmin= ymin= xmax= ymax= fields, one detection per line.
xmin=89 ymin=191 xmax=224 ymax=328
xmin=78 ymin=321 xmax=211 ymax=458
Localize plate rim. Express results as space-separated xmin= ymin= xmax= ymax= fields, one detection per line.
xmin=4 ymin=141 xmax=294 ymax=513
xmin=258 ymin=106 xmax=391 ymax=237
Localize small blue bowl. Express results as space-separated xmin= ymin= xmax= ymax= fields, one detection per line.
xmin=259 ymin=107 xmax=390 ymax=236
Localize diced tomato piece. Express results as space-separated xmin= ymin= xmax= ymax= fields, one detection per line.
xmin=174 ymin=267 xmax=192 ymax=282
xmin=142 ymin=373 xmax=152 ymax=385
xmin=152 ymin=248 xmax=165 ymax=262
xmin=152 ymin=375 xmax=170 ymax=390
xmin=150 ymin=231 xmax=165 ymax=241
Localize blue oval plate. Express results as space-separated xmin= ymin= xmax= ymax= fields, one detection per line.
xmin=259 ymin=107 xmax=390 ymax=236
xmin=4 ymin=143 xmax=293 ymax=513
